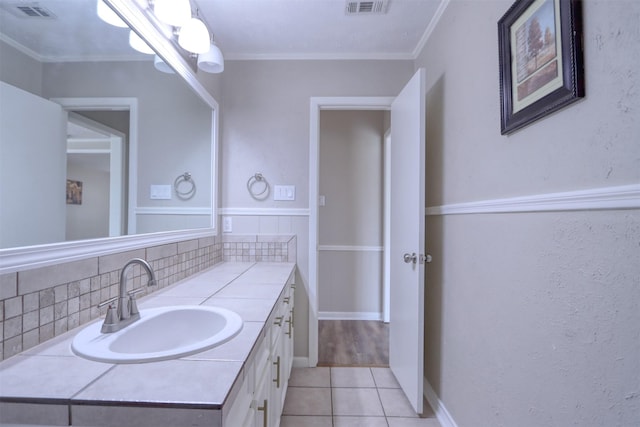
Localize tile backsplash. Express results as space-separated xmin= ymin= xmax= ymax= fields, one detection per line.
xmin=0 ymin=234 xmax=295 ymax=361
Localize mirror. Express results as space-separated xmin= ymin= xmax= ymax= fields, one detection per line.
xmin=0 ymin=0 xmax=218 ymax=259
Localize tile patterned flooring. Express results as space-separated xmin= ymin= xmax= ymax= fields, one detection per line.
xmin=281 ymin=367 xmax=441 ymax=427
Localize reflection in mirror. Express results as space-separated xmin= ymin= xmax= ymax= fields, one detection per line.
xmin=0 ymin=0 xmax=215 ymax=251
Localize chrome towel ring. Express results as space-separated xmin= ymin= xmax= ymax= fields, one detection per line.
xmin=247 ymin=173 xmax=270 ymax=200
xmin=174 ymin=172 xmax=196 ymax=200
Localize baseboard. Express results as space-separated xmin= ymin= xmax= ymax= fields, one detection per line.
xmin=293 ymin=357 xmax=311 ymax=368
xmin=319 ymin=311 xmax=383 ymax=321
xmin=424 ymin=377 xmax=459 ymax=427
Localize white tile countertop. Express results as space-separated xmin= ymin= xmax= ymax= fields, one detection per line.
xmin=0 ymin=262 xmax=296 ymax=426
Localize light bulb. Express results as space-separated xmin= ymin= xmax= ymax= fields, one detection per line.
xmin=153 ymin=0 xmax=191 ymax=28
xmin=178 ymin=18 xmax=210 ymax=54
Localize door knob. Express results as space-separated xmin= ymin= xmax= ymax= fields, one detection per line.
xmin=403 ymin=253 xmax=417 ymax=264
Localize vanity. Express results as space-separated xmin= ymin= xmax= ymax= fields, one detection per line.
xmin=0 ymin=261 xmax=296 ymax=427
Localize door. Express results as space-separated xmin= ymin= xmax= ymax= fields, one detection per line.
xmin=389 ymin=68 xmax=426 ymax=414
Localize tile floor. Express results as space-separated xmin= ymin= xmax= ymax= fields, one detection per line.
xmin=281 ymin=367 xmax=441 ymax=427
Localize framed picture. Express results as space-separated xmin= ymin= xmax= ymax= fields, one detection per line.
xmin=66 ymin=179 xmax=83 ymax=205
xmin=498 ymin=0 xmax=584 ymax=134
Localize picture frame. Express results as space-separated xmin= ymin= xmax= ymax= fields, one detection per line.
xmin=66 ymin=179 xmax=83 ymax=205
xmin=498 ymin=0 xmax=584 ymax=135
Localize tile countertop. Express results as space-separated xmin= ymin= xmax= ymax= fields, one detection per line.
xmin=0 ymin=262 xmax=296 ymax=426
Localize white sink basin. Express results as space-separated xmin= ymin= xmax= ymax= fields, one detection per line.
xmin=71 ymin=306 xmax=243 ymax=363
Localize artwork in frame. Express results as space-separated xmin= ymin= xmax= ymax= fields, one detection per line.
xmin=498 ymin=0 xmax=584 ymax=135
xmin=66 ymin=179 xmax=83 ymax=205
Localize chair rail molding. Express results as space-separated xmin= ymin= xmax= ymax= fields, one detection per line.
xmin=426 ymin=184 xmax=640 ymax=216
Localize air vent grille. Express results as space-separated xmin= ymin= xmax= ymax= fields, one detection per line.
xmin=345 ymin=1 xmax=389 ymax=15
xmin=1 ymin=3 xmax=56 ymax=19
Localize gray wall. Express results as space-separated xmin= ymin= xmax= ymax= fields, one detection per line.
xmin=0 ymin=41 xmax=43 ymax=96
xmin=218 ymin=59 xmax=415 ymax=357
xmin=318 ymin=110 xmax=385 ymax=317
xmin=416 ymin=1 xmax=640 ymax=426
xmin=65 ymin=162 xmax=110 ymax=241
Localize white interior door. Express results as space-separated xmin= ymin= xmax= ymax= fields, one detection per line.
xmin=389 ymin=68 xmax=426 ymax=414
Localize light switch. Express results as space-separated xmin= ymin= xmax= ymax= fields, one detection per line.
xmin=319 ymin=195 xmax=326 ymax=206
xmin=150 ymin=185 xmax=171 ymax=200
xmin=222 ymin=216 xmax=232 ymax=233
xmin=274 ymin=185 xmax=295 ymax=201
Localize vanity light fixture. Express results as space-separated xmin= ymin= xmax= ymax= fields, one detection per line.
xmin=129 ymin=30 xmax=155 ymax=54
xmin=178 ymin=17 xmax=210 ymax=54
xmin=197 ymin=40 xmax=224 ymax=74
xmin=96 ymin=0 xmax=128 ymax=27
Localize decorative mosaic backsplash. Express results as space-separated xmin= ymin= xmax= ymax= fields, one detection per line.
xmin=0 ymin=234 xmax=295 ymax=361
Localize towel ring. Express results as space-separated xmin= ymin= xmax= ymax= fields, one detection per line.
xmin=247 ymin=173 xmax=270 ymax=200
xmin=174 ymin=172 xmax=196 ymax=200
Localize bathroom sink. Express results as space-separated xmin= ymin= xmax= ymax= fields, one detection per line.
xmin=71 ymin=306 xmax=243 ymax=363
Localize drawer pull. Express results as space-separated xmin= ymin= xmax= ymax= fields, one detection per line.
xmin=285 ymin=316 xmax=292 ymax=338
xmin=257 ymin=399 xmax=268 ymax=427
xmin=283 ymin=296 xmax=290 ymax=304
xmin=273 ymin=355 xmax=281 ymax=388
xmin=274 ymin=316 xmax=284 ymax=326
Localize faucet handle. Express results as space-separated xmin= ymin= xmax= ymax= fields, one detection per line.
xmin=127 ymin=288 xmax=145 ymax=316
xmin=97 ymin=296 xmax=118 ymax=309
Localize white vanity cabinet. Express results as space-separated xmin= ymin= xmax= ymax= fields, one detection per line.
xmin=223 ymin=271 xmax=295 ymax=427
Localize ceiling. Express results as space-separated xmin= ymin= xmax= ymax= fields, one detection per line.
xmin=0 ymin=0 xmax=445 ymax=61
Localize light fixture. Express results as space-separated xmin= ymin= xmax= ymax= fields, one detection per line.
xmin=198 ymin=41 xmax=224 ymax=73
xmin=153 ymin=0 xmax=192 ymax=28
xmin=178 ymin=17 xmax=210 ymax=54
xmin=96 ymin=0 xmax=128 ymax=28
xmin=129 ymin=30 xmax=155 ymax=54
xmin=154 ymin=55 xmax=175 ymax=74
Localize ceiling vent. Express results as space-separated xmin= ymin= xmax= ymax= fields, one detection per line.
xmin=345 ymin=1 xmax=389 ymax=15
xmin=1 ymin=3 xmax=56 ymax=19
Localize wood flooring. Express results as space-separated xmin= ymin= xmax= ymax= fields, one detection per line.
xmin=318 ymin=320 xmax=389 ymax=367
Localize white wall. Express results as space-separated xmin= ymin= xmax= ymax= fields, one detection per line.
xmin=0 ymin=82 xmax=67 ymax=248
xmin=218 ymin=59 xmax=415 ymax=357
xmin=416 ymin=1 xmax=640 ymax=426
xmin=318 ymin=110 xmax=385 ymax=318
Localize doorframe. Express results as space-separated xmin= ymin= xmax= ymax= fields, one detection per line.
xmin=67 ymin=112 xmax=126 ymax=237
xmin=51 ymin=97 xmax=138 ymax=234
xmin=308 ymin=96 xmax=395 ymax=366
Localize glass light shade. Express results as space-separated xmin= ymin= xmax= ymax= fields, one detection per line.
xmin=198 ymin=43 xmax=224 ymax=73
xmin=153 ymin=0 xmax=192 ymax=28
xmin=178 ymin=18 xmax=210 ymax=54
xmin=97 ymin=0 xmax=128 ymax=28
xmin=154 ymin=55 xmax=175 ymax=74
xmin=129 ymin=30 xmax=154 ymax=54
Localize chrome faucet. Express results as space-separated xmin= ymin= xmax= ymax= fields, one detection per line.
xmin=98 ymin=258 xmax=156 ymax=333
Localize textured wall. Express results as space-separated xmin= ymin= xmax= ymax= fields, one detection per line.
xmin=417 ymin=1 xmax=640 ymax=426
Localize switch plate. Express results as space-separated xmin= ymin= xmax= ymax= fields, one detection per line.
xmin=150 ymin=185 xmax=171 ymax=200
xmin=319 ymin=195 xmax=326 ymax=206
xmin=222 ymin=216 xmax=232 ymax=233
xmin=274 ymin=185 xmax=295 ymax=201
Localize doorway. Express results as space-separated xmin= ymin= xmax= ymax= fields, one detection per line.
xmin=66 ymin=112 xmax=126 ymax=240
xmin=309 ymin=97 xmax=394 ymax=366
xmin=310 ymin=69 xmax=426 ymax=413
xmin=317 ymin=109 xmax=389 ymax=366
